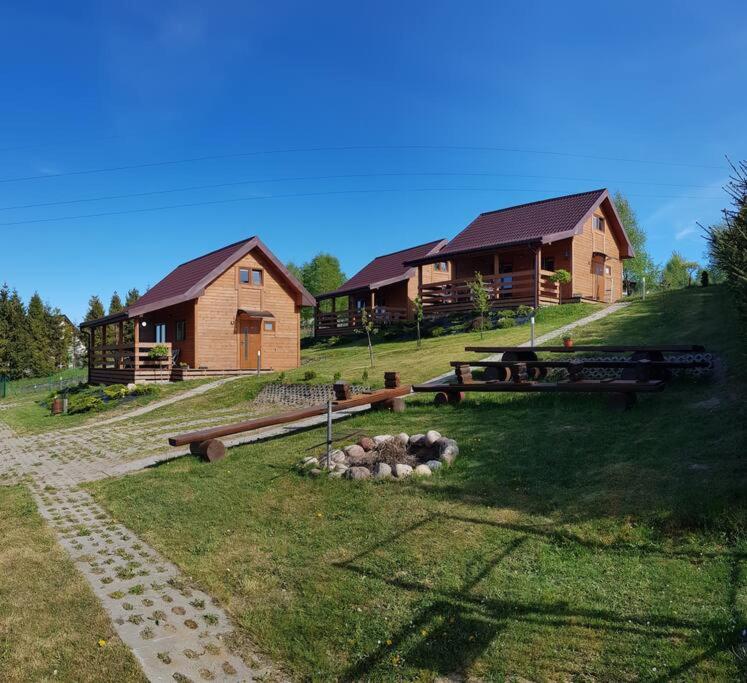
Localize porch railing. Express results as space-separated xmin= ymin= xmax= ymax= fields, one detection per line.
xmin=316 ymin=306 xmax=408 ymax=335
xmin=419 ymin=269 xmax=559 ymax=312
xmin=90 ymin=342 xmax=173 ymax=370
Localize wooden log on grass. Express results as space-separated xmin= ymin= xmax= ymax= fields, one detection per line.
xmin=190 ymin=439 xmax=226 ymax=462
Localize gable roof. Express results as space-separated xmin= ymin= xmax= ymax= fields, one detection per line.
xmin=318 ymin=239 xmax=447 ymax=299
xmin=81 ymin=236 xmax=315 ymax=328
xmin=406 ymin=189 xmax=634 ymax=264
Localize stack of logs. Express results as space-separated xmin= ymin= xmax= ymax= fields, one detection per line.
xmin=334 ymin=372 xmax=407 ymax=412
xmin=453 ymin=363 xmax=472 ymax=384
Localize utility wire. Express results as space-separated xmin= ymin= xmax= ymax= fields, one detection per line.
xmin=0 ymin=171 xmax=718 ymax=213
xmin=0 ymin=144 xmax=723 ymax=184
xmin=0 ymin=186 xmax=720 ymax=228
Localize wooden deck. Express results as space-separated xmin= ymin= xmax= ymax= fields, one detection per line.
xmin=419 ymin=269 xmax=559 ymax=315
xmin=315 ymin=306 xmax=408 ymax=336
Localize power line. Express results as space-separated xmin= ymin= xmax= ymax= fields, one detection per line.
xmin=0 ymin=144 xmax=724 ymax=184
xmin=0 ymin=171 xmax=718 ymax=213
xmin=0 ymin=185 xmax=720 ymax=227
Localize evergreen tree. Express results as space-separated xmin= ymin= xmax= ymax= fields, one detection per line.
xmin=27 ymin=293 xmax=55 ymax=376
xmin=0 ymin=284 xmax=10 ymax=375
xmin=83 ymin=294 xmax=106 ymax=351
xmin=125 ymin=288 xmax=140 ymax=306
xmin=612 ymin=192 xmax=660 ymax=292
xmin=3 ymin=289 xmax=31 ymax=379
xmin=109 ymin=291 xmax=124 ymax=315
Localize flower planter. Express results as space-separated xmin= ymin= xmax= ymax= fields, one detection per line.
xmin=563 ymin=338 xmax=573 ymax=349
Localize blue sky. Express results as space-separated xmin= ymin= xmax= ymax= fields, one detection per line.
xmin=1 ymin=1 xmax=745 ymax=321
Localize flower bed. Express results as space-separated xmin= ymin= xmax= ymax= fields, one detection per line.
xmin=298 ymin=430 xmax=458 ymax=480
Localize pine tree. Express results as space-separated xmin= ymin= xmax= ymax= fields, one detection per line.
xmin=83 ymin=294 xmax=106 ymax=353
xmin=109 ymin=291 xmax=124 ymax=315
xmin=4 ymin=289 xmax=31 ymax=379
xmin=125 ymin=288 xmax=141 ymax=307
xmin=27 ymin=293 xmax=55 ymax=376
xmin=0 ymin=284 xmax=10 ymax=375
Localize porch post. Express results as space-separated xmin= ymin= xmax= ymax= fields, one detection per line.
xmin=534 ymin=246 xmax=541 ymax=310
xmin=117 ymin=321 xmax=124 ymax=369
xmin=88 ymin=329 xmax=94 ymax=373
xmin=133 ymin=317 xmax=140 ymax=370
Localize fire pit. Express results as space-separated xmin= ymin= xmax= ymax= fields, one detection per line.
xmin=298 ymin=430 xmax=459 ymax=480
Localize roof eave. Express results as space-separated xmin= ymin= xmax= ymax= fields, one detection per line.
xmin=79 ymin=310 xmax=130 ymax=330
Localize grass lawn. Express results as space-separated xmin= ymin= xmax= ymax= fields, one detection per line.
xmin=0 ymin=377 xmax=217 ymax=435
xmin=132 ymin=301 xmax=601 ymax=425
xmin=89 ymin=287 xmax=746 ymax=680
xmin=0 ymin=486 xmax=145 ymax=682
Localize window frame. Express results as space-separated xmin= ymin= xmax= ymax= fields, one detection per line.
xmin=434 ymin=261 xmax=449 ymax=273
xmin=251 ymin=268 xmax=264 ymax=286
xmin=155 ymin=323 xmax=167 ymax=343
xmin=541 ymin=256 xmax=555 ymax=272
xmin=593 ymin=215 xmax=606 ymax=232
xmin=263 ymin=320 xmax=276 ymax=332
xmin=175 ymin=320 xmax=187 ymax=342
xmin=239 ymin=267 xmax=250 ymax=284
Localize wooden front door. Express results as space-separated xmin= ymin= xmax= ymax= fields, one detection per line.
xmin=592 ymin=255 xmax=605 ymax=301
xmin=239 ymin=318 xmax=261 ymax=369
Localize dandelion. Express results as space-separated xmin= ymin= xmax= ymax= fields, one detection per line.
xmin=386 ymin=639 xmax=393 ymax=646
xmin=420 ymin=628 xmax=428 ymax=637
xmin=98 ymin=639 xmax=107 ymax=648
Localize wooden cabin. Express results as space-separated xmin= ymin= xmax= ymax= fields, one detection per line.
xmin=314 ymin=240 xmax=449 ymax=336
xmin=405 ymin=189 xmax=634 ymax=316
xmin=81 ymin=236 xmax=315 ymax=384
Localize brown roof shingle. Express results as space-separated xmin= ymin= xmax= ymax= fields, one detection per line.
xmin=321 ymin=239 xmax=447 ymax=298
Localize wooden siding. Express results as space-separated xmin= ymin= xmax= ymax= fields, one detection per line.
xmin=140 ymin=300 xmax=196 ymax=367
xmin=571 ymin=205 xmax=624 ymax=302
xmin=195 ymin=247 xmax=302 ymax=371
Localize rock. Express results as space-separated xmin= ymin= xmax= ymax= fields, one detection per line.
xmin=328 ymin=470 xmax=344 ymax=479
xmin=425 ymin=460 xmax=442 ymax=471
xmin=330 ymin=450 xmax=347 ymax=464
xmin=425 ymin=430 xmax=442 ymax=446
xmin=334 ymin=463 xmax=349 ymax=473
xmin=373 ymin=434 xmax=393 ymax=445
xmin=393 ymin=463 xmax=413 ymax=478
xmin=347 ymin=451 xmax=371 ymax=466
xmin=409 ymin=434 xmax=425 ymax=447
xmin=435 ymin=437 xmax=459 ymax=465
xmin=344 ymin=444 xmax=365 ymax=459
xmin=373 ymin=462 xmax=392 ymax=479
xmin=358 ymin=436 xmax=376 ymax=451
xmin=414 ymin=464 xmax=432 ymax=477
xmin=395 ymin=433 xmax=409 ymax=446
xmin=301 ymin=456 xmax=319 ymax=469
xmin=345 ymin=466 xmax=371 ymax=480
xmin=308 ymin=468 xmax=322 ymax=478
xmin=126 ymin=383 xmax=138 ymax=392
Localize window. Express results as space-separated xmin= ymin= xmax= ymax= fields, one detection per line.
xmin=239 ymin=267 xmax=263 ymax=286
xmin=239 ymin=268 xmax=250 ymax=284
xmin=605 ymin=265 xmax=612 ymax=275
xmin=434 ymin=261 xmax=449 ymax=272
xmin=542 ymin=257 xmax=555 ymax=272
xmin=264 ymin=320 xmax=275 ymax=332
xmin=251 ymin=268 xmax=263 ymax=286
xmin=176 ymin=320 xmax=186 ymax=341
xmin=593 ymin=215 xmax=605 ymax=232
xmin=155 ymin=323 xmax=166 ymax=343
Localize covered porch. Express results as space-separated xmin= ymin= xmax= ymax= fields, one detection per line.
xmin=314 ymin=284 xmax=409 ymax=337
xmin=412 ymin=242 xmax=567 ymax=316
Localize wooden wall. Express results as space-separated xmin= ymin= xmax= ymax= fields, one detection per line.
xmin=194 ymin=248 xmax=302 ymax=371
xmin=141 ymin=300 xmax=197 ymax=367
xmin=571 ymin=203 xmax=624 ymax=302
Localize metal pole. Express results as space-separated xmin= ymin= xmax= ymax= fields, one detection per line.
xmin=530 ymin=316 xmax=535 ymax=347
xmin=256 ymin=350 xmax=261 ymax=377
xmin=326 ymin=399 xmax=333 ymax=468
xmin=642 ymin=277 xmax=646 ymax=301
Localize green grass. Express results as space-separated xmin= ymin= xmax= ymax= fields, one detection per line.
xmin=134 ymin=302 xmax=601 ymax=424
xmin=88 ymin=287 xmax=746 ymax=680
xmin=0 ymin=486 xmax=145 ymax=682
xmin=0 ymin=377 xmax=216 ymax=435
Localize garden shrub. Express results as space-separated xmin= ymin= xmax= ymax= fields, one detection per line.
xmin=429 ymin=326 xmax=445 ymax=338
xmin=67 ymin=394 xmax=104 ymax=414
xmin=497 ymin=318 xmax=516 ymax=329
xmin=103 ymin=384 xmax=128 ymax=400
xmin=131 ymin=384 xmax=158 ymax=396
xmin=302 ymin=370 xmax=317 ymax=381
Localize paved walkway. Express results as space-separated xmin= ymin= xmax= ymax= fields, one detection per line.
xmin=0 ymin=303 xmax=627 ymax=681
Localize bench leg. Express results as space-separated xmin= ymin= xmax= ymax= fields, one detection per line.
xmin=190 ymin=438 xmax=226 ymax=462
xmin=434 ymin=392 xmax=449 ymax=407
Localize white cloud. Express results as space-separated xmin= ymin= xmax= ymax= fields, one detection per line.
xmin=676 ymin=226 xmax=696 ymax=240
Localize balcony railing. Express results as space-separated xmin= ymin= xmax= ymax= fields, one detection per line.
xmin=316 ymin=306 xmax=408 ymax=335
xmin=91 ymin=342 xmax=173 ymax=370
xmin=419 ymin=269 xmax=559 ymax=313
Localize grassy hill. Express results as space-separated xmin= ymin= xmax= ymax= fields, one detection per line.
xmin=88 ymin=287 xmax=747 ymax=681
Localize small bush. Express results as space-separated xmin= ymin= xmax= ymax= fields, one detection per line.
xmin=148 ymin=344 xmax=170 ymax=359
xmin=429 ymin=326 xmax=445 ymax=338
xmin=302 ymin=370 xmax=317 ymax=382
xmin=362 ymin=368 xmax=369 ymax=382
xmin=103 ymin=384 xmax=128 ymax=400
xmin=516 ymin=305 xmax=534 ymax=318
xmin=276 ymin=371 xmax=286 ymax=384
xmin=497 ymin=318 xmax=516 ymax=329
xmin=131 ymin=384 xmax=158 ymax=396
xmin=333 ymin=371 xmax=342 ymax=381
xmin=67 ymin=394 xmax=104 ymax=414
xmin=497 ymin=309 xmax=517 ymax=319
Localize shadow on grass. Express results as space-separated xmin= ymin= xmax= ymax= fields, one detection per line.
xmin=334 ymin=512 xmax=746 ymax=681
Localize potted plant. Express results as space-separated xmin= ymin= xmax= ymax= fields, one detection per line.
xmin=148 ymin=344 xmax=170 ymax=368
xmin=562 ymin=332 xmax=573 ymax=349
xmin=549 ymin=269 xmax=572 ymax=303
